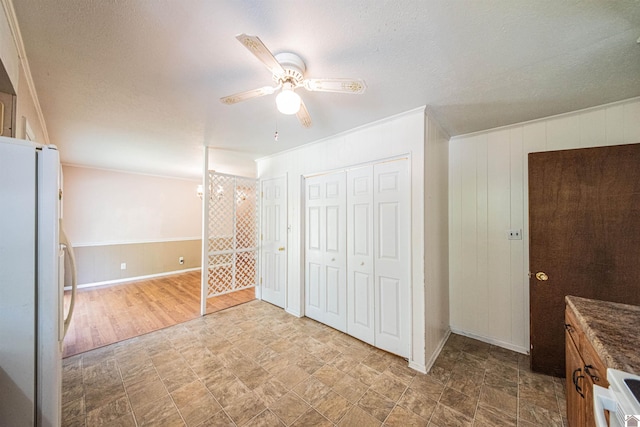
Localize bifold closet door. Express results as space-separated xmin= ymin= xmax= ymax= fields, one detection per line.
xmin=346 ymin=166 xmax=375 ymax=345
xmin=373 ymin=159 xmax=410 ymax=357
xmin=305 ymin=171 xmax=347 ymax=332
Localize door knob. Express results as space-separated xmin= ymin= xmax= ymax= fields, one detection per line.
xmin=278 ymin=247 xmax=285 ymax=251
xmin=535 ymin=272 xmax=549 ymax=281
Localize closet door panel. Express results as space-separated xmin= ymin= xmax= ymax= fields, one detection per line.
xmin=307 ymin=262 xmax=322 ymax=311
xmin=374 ymin=160 xmax=410 ymax=357
xmin=308 ymin=207 xmax=321 ymax=250
xmin=305 ymin=172 xmax=346 ymax=331
xmin=322 ymin=172 xmax=347 ymax=332
xmin=326 ymin=206 xmax=340 ymax=252
xmin=379 ymin=276 xmax=400 ymax=337
xmin=326 ymin=266 xmax=341 ymax=315
xmin=378 ymin=203 xmax=399 ymax=259
xmin=353 ymin=272 xmax=373 ymax=328
xmin=347 ymin=166 xmax=375 ymax=345
xmin=305 ymin=176 xmax=325 ymax=323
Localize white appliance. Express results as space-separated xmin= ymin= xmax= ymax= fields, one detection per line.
xmin=0 ymin=137 xmax=77 ymax=426
xmin=594 ymin=368 xmax=640 ymax=427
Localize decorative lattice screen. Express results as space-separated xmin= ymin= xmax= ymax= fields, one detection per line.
xmin=205 ymin=172 xmax=257 ymax=298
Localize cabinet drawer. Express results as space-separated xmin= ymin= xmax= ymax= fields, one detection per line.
xmin=565 ymin=305 xmax=583 ymax=349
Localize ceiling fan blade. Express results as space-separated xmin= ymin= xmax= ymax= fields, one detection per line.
xmin=296 ymin=99 xmax=312 ymax=128
xmin=303 ymin=78 xmax=367 ymax=94
xmin=236 ymin=34 xmax=285 ymax=77
xmin=220 ymin=86 xmax=278 ymax=105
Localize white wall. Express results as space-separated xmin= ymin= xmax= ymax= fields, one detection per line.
xmin=449 ymin=97 xmax=640 ymax=353
xmin=257 ymin=107 xmax=450 ymax=372
xmin=424 ymin=113 xmax=450 ymax=368
xmin=63 ymin=165 xmax=201 ymax=245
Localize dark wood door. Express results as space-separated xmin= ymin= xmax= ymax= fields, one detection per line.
xmin=529 ymin=143 xmax=640 ymax=376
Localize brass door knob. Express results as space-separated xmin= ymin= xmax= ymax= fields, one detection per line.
xmin=278 ymin=247 xmax=285 ymax=251
xmin=535 ymin=272 xmax=549 ymax=281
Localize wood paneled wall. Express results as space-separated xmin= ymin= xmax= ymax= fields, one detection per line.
xmin=449 ymin=97 xmax=640 ymax=353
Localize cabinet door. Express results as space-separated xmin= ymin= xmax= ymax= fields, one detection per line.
xmin=565 ymin=330 xmax=585 ymax=427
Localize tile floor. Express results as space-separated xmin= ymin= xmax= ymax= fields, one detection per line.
xmin=62 ymin=300 xmax=567 ymax=426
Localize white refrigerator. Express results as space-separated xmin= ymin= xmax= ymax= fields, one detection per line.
xmin=0 ymin=136 xmax=76 ymax=426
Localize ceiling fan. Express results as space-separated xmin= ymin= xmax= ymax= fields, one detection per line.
xmin=220 ymin=34 xmax=367 ymax=128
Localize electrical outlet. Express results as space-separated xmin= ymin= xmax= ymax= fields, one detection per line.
xmin=507 ymin=229 xmax=522 ymax=240
xmin=120 ymin=262 xmax=127 ymax=270
xmin=179 ymin=256 xmax=184 ymax=265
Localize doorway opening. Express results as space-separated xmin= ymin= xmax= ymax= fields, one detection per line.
xmin=62 ymin=272 xmax=254 ymax=357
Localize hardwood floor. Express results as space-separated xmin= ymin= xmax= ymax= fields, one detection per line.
xmin=62 ymin=270 xmax=255 ymax=358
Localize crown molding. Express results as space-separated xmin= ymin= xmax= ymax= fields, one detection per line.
xmin=0 ymin=0 xmax=50 ymax=144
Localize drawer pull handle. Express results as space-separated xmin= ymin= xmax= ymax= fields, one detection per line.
xmin=572 ymin=368 xmax=585 ymax=399
xmin=584 ymin=365 xmax=600 ymax=382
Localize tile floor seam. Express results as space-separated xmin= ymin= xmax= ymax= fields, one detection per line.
xmin=114 ymin=357 xmax=139 ymax=427
xmin=472 ymin=367 xmax=487 ymax=424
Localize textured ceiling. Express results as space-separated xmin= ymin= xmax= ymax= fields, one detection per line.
xmin=12 ymin=0 xmax=640 ymax=179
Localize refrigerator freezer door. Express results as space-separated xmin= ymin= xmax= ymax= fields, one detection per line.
xmin=37 ymin=145 xmax=62 ymax=426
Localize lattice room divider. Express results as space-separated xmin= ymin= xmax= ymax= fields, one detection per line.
xmin=202 ymin=172 xmax=258 ymax=305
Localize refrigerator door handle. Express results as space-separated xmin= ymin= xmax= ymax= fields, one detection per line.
xmin=59 ymin=219 xmax=77 ymax=338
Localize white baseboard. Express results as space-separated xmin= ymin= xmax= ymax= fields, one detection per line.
xmin=66 ymin=267 xmax=201 ymax=290
xmin=408 ymin=360 xmax=427 ymax=374
xmin=419 ymin=328 xmax=451 ymax=374
xmin=285 ymin=308 xmax=302 ymax=317
xmin=449 ymin=327 xmax=529 ymax=355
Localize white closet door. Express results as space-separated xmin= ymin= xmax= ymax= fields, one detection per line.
xmin=346 ymin=166 xmax=375 ymax=345
xmin=305 ymin=172 xmax=347 ymax=332
xmin=260 ymin=176 xmax=287 ymax=308
xmin=374 ymin=159 xmax=410 ymax=357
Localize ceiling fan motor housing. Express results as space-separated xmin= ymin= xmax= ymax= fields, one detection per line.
xmin=274 ymin=52 xmax=306 ymax=86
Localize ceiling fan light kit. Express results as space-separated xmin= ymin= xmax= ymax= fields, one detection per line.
xmin=221 ymin=34 xmax=367 ymax=128
xmin=275 ymin=81 xmax=301 ymax=115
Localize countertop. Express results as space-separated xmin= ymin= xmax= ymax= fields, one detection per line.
xmin=566 ymin=295 xmax=640 ymax=374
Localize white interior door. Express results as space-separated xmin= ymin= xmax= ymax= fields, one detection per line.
xmin=305 ymin=172 xmax=347 ymax=332
xmin=346 ymin=166 xmax=375 ymax=345
xmin=374 ymin=159 xmax=410 ymax=357
xmin=260 ymin=176 xmax=287 ymax=308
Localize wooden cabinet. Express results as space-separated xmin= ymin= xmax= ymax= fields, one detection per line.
xmin=565 ymin=330 xmax=585 ymax=427
xmin=565 ymin=304 xmax=609 ymax=427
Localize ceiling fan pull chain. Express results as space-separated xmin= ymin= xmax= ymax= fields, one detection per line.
xmin=274 ymin=116 xmax=279 ymax=142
